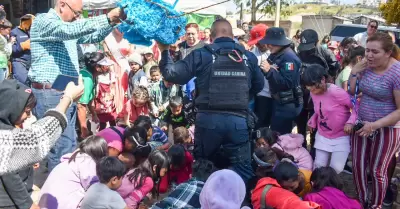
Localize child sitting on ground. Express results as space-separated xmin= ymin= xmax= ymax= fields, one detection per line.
xmin=272 ymin=134 xmax=313 ymax=171
xmin=173 ymin=127 xmax=194 ymax=154
xmin=252 ymin=147 xmax=277 ymax=179
xmin=118 ymin=152 xmax=136 ymax=170
xmin=274 ymin=160 xmax=312 ymax=198
xmin=255 ymin=127 xmax=297 ymax=162
xmin=134 ymin=115 xmax=170 ymax=150
xmin=81 ymin=156 xmax=127 ymax=209
xmin=256 ymin=127 xmax=313 ymax=171
xmin=119 ymin=86 xmax=150 ymax=126
xmin=303 ymin=167 xmax=361 ymax=209
xmin=160 ymin=96 xmax=189 ymax=142
xmin=160 ymin=96 xmax=188 ymax=130
xmin=159 ymin=144 xmax=193 ymax=193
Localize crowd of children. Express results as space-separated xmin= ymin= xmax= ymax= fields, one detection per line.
xmin=1 ymin=11 xmax=399 ymax=209
xmin=34 ymin=123 xmax=363 ymax=209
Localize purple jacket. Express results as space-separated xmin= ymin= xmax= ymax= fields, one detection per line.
xmin=303 ymin=187 xmax=361 ymax=209
xmin=38 ymin=153 xmax=99 ymax=209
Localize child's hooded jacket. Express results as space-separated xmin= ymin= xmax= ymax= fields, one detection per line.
xmin=272 ymin=134 xmax=313 ymax=170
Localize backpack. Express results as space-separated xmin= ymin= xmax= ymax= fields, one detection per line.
xmin=95 ymin=73 xmax=115 ymax=115
xmin=260 ymin=184 xmax=274 ymax=209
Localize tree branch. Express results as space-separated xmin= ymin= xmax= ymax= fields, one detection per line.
xmin=256 ymin=0 xmax=269 ymax=9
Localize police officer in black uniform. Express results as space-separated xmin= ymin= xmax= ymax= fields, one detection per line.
xmin=156 ymin=19 xmax=264 ymax=183
xmin=258 ymin=27 xmax=303 ymax=134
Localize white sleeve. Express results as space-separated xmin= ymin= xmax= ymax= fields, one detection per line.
xmin=353 ymin=33 xmax=361 ymax=43
xmin=139 ymin=76 xmax=148 ymax=87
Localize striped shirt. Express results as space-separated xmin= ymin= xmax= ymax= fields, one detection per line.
xmin=151 ymin=126 xmax=168 ymax=144
xmin=28 ymin=9 xmax=113 ymax=83
xmin=358 ymin=61 xmax=400 ymax=122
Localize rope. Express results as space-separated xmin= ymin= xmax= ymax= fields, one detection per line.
xmin=172 ymin=0 xmax=179 ymax=9
xmin=144 ymin=0 xmax=230 ymax=18
xmin=319 ymin=14 xmax=326 ymax=35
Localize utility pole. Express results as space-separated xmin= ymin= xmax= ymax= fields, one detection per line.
xmin=274 ymin=0 xmax=281 ymax=27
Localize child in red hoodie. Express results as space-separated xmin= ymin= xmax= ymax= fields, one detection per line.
xmin=159 ymin=144 xmax=193 ymax=193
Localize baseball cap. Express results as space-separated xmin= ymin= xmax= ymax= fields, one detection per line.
xmin=298 ymin=29 xmax=319 ymax=52
xmin=328 ymin=41 xmax=338 ymax=49
xmin=97 ymin=57 xmax=114 ymax=66
xmin=248 ymin=24 xmax=268 ymax=46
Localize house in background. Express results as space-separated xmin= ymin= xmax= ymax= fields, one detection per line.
xmin=351 ymin=15 xmax=386 ymax=25
xmin=302 ymin=15 xmax=351 ymax=38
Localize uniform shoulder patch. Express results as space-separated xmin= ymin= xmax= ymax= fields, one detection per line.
xmin=285 ymin=62 xmax=294 ymax=71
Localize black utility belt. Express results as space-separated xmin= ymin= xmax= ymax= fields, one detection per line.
xmin=272 ymin=87 xmax=303 ymax=105
xmin=197 ymin=109 xmax=248 ymax=118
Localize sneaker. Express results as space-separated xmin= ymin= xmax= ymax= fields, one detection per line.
xmin=343 ymin=163 xmax=353 ymax=174
xmin=383 ymin=187 xmax=394 ymax=207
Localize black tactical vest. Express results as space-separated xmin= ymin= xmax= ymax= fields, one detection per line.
xmin=204 ymin=44 xmax=250 ymax=111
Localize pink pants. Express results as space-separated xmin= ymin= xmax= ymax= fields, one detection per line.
xmin=351 ymin=127 xmax=400 ymax=209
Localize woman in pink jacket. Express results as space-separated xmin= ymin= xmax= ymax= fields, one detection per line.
xmin=303 ymin=64 xmax=356 ymax=174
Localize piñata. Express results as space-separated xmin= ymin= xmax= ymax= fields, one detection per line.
xmin=117 ymin=0 xmax=187 ymax=46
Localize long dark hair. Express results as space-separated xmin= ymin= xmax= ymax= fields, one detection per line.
xmin=128 ymin=150 xmax=170 ymax=196
xmin=124 ymin=126 xmax=151 ymax=161
xmin=310 ymin=167 xmax=344 ymax=192
xmin=301 ymin=64 xmax=329 ymax=87
xmin=168 ymin=144 xmax=186 ymax=169
xmin=83 ymin=52 xmax=105 ymax=74
xmin=25 ymin=93 xmax=37 ymax=109
xmin=348 ymin=45 xmax=365 ymax=65
xmin=340 ymin=45 xmax=365 ymax=71
xmin=339 ymin=37 xmax=357 ymax=49
xmin=69 ymin=135 xmax=108 ymax=163
xmin=124 ymin=126 xmax=148 ymax=146
xmin=258 ymin=127 xmax=279 ymax=146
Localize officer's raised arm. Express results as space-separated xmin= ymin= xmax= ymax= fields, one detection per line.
xmin=157 ymin=42 xmax=198 ymax=85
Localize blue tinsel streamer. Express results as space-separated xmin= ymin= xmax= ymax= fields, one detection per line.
xmin=117 ymin=0 xmax=187 ymax=46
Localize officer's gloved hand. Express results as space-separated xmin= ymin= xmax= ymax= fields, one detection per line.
xmin=156 ymin=41 xmax=170 ymax=52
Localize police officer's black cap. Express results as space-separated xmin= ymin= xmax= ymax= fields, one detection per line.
xmin=258 ymin=27 xmax=292 ymax=46
xmin=298 ymin=29 xmax=319 ymax=52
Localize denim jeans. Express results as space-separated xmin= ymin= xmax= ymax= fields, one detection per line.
xmin=0 ymin=68 xmax=8 ymax=81
xmin=270 ymin=101 xmax=303 ymax=135
xmin=194 ymin=112 xmax=254 ymax=183
xmin=12 ymin=61 xmax=30 ymax=86
xmin=32 ymin=88 xmax=77 ymax=171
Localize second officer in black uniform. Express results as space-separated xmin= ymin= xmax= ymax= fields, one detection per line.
xmin=258 ymin=27 xmax=303 ymax=134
